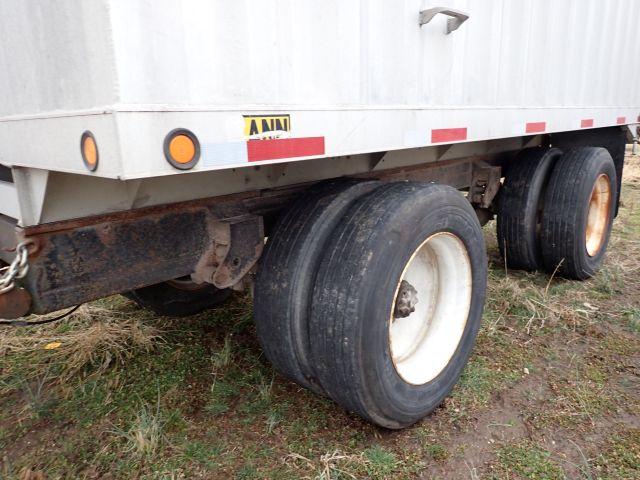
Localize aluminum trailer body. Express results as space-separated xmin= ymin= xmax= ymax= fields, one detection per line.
xmin=0 ymin=0 xmax=638 ymax=427
xmin=0 ymin=0 xmax=638 ymax=225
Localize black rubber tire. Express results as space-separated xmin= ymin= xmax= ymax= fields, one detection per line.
xmin=254 ymin=178 xmax=380 ymax=393
xmin=123 ymin=281 xmax=231 ymax=317
xmin=540 ymin=147 xmax=617 ymax=280
xmin=497 ymin=148 xmax=562 ymax=271
xmin=309 ymin=182 xmax=487 ymax=429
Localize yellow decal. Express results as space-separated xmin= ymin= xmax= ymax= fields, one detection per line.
xmin=243 ymin=114 xmax=291 ymax=140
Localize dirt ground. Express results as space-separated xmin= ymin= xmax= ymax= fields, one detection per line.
xmin=0 ymin=153 xmax=639 ymax=480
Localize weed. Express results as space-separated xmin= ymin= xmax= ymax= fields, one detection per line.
xmin=204 ymin=378 xmax=239 ymax=416
xmin=211 ymin=334 xmax=233 ymax=372
xmin=621 ymin=307 xmax=640 ymax=333
xmin=593 ymin=266 xmax=626 ymax=298
xmin=424 ymin=443 xmax=448 ymax=462
xmin=363 ymin=446 xmax=398 ymax=479
xmin=495 ymin=441 xmax=565 ymax=479
xmin=236 ymin=372 xmax=277 ymax=421
xmin=265 ymin=408 xmax=282 ymax=434
xmin=287 ymin=450 xmax=365 ymax=480
xmin=111 ymin=397 xmax=167 ymax=458
xmin=181 ymin=440 xmax=223 ymax=468
xmin=592 ymin=428 xmax=640 ymax=479
xmin=486 ymin=272 xmax=545 ymax=330
xmin=541 ymin=365 xmax=614 ymax=428
xmin=19 ymin=374 xmax=55 ymax=419
xmin=257 ymin=374 xmax=274 ymax=403
xmin=204 ymin=399 xmax=229 ymax=417
xmin=235 ymin=463 xmax=259 ymax=479
xmin=446 ymin=355 xmax=519 ymax=421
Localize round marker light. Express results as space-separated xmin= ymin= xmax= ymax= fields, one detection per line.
xmin=80 ymin=131 xmax=98 ymax=171
xmin=164 ymin=128 xmax=200 ymax=170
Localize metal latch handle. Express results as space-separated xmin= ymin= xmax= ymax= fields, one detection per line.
xmin=419 ymin=7 xmax=469 ymax=34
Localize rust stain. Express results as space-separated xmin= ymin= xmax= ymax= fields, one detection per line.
xmin=0 ymin=287 xmax=32 ymax=319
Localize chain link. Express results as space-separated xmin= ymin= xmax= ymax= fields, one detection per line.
xmin=0 ymin=242 xmax=31 ymax=295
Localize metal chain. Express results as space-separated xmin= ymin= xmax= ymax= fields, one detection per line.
xmin=0 ymin=242 xmax=31 ymax=295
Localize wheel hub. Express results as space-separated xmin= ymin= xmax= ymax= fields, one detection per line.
xmin=393 ymin=280 xmax=419 ymax=319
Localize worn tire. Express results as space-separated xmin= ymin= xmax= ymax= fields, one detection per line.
xmin=124 ymin=280 xmax=231 ymax=317
xmin=497 ymin=148 xmax=562 ymax=271
xmin=540 ymin=147 xmax=617 ymax=280
xmin=254 ymin=178 xmax=380 ymax=393
xmin=309 ymin=182 xmax=487 ymax=429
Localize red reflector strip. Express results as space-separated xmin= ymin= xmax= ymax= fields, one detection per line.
xmin=617 ymin=116 xmax=626 ymax=125
xmin=431 ymin=128 xmax=468 ymax=143
xmin=526 ymin=122 xmax=546 ymax=134
xmin=581 ymin=119 xmax=594 ymax=128
xmin=637 ymin=115 xmax=640 ymax=123
xmin=247 ymin=137 xmax=325 ymax=162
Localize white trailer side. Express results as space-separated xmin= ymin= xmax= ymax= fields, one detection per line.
xmin=1 ymin=0 xmax=639 ymax=225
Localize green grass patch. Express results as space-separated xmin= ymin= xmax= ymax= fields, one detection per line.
xmin=181 ymin=439 xmax=224 ymax=468
xmin=363 ymin=445 xmax=399 ymax=479
xmin=0 ymin=427 xmax=7 ymax=449
xmin=592 ymin=428 xmax=640 ymax=479
xmin=494 ymin=441 xmax=565 ymax=480
xmin=424 ymin=443 xmax=448 ymax=462
xmin=592 ymin=266 xmax=625 ymax=298
xmin=621 ymin=307 xmax=640 ymax=333
xmin=205 ymin=378 xmax=240 ymax=416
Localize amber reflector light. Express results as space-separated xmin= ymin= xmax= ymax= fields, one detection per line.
xmin=81 ymin=131 xmax=98 ymax=171
xmin=164 ymin=129 xmax=200 ymax=170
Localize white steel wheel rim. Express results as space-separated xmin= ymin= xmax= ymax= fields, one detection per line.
xmin=389 ymin=232 xmax=473 ymax=386
xmin=585 ymin=174 xmax=612 ymax=257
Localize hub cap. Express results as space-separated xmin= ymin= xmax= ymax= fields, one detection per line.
xmin=389 ymin=232 xmax=472 ymax=385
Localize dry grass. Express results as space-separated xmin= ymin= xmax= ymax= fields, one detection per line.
xmin=110 ymin=396 xmax=167 ymax=458
xmin=286 ymin=451 xmax=365 ymax=480
xmin=484 ymin=269 xmax=601 ymax=339
xmin=0 ymin=303 xmax=162 ymax=384
xmin=624 ymin=148 xmax=640 ymax=183
xmin=285 ymin=446 xmax=401 ymax=480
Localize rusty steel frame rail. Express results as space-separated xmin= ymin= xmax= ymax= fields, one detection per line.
xmin=3 ymin=186 xmax=307 ymax=317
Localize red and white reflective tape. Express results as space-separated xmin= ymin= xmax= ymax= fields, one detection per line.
xmin=247 ymin=137 xmax=325 ymax=162
xmin=526 ymin=122 xmax=546 ymax=134
xmin=581 ymin=119 xmax=594 ymax=128
xmin=202 ymin=136 xmax=326 ymax=167
xmin=431 ymin=127 xmax=467 ymax=143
